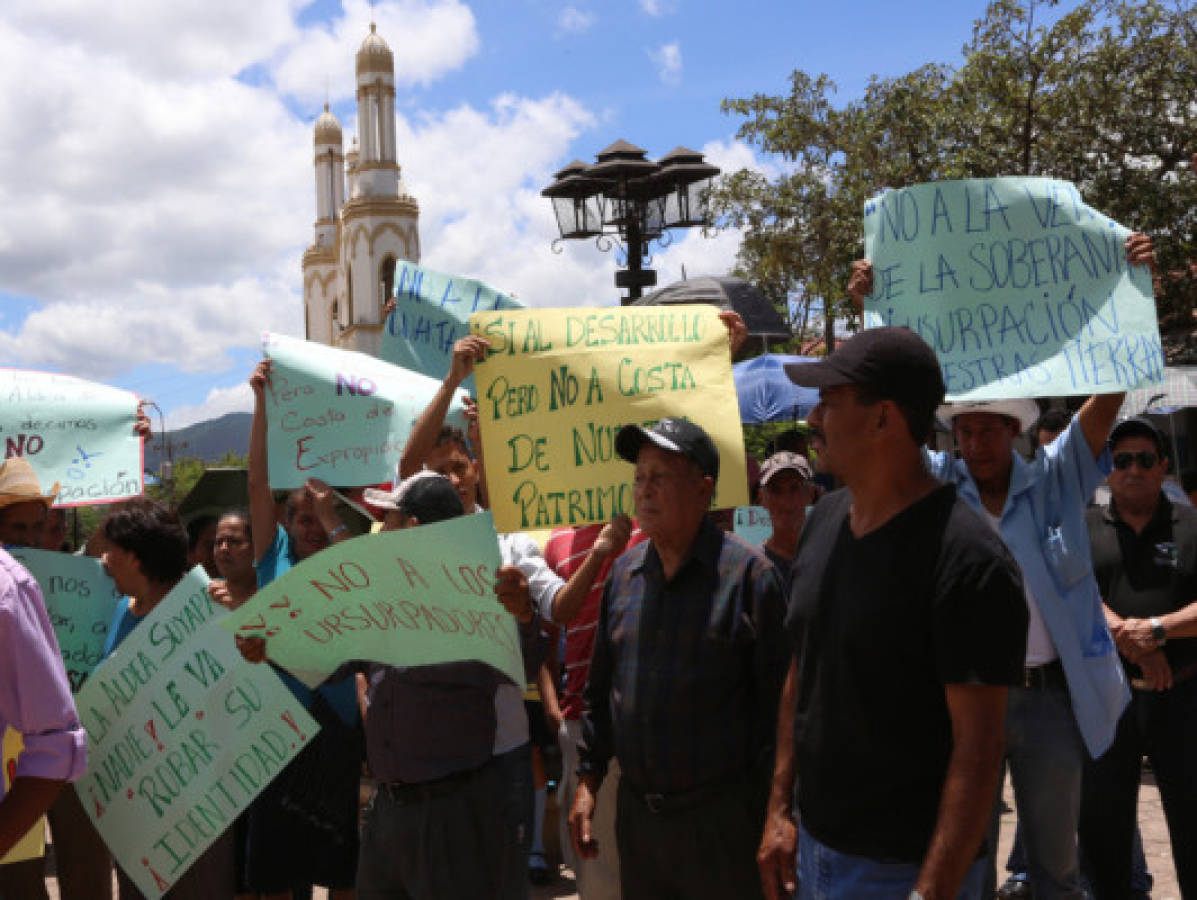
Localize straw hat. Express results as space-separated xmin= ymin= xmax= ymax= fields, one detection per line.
xmin=0 ymin=458 xmax=59 ymax=510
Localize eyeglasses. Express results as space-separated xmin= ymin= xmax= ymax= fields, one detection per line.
xmin=1112 ymin=451 xmax=1159 ymax=471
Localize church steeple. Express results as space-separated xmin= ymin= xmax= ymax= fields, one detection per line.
xmin=354 ymin=22 xmax=399 ymax=197
xmin=312 ymin=102 xmax=344 ymax=248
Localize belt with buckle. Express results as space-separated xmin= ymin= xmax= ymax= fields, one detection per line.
xmin=1021 ymin=659 xmax=1066 ymax=691
xmin=377 ymin=763 xmax=486 ymax=804
xmin=624 ymin=770 xmax=748 ymax=815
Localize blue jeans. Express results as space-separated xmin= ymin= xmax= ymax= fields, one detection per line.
xmin=1006 ymin=820 xmax=1152 ymax=893
xmin=797 ymin=828 xmax=985 ymax=899
xmin=984 ymin=683 xmax=1088 ymax=899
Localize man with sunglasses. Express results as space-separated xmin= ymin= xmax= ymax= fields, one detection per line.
xmin=1078 ymin=417 xmax=1197 ymax=899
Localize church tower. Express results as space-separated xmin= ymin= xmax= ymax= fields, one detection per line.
xmin=302 ymin=22 xmax=420 ymax=355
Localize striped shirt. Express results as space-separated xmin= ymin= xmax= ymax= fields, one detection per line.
xmin=544 ymin=524 xmax=647 ymax=720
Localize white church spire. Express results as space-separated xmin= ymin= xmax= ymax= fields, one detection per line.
xmin=354 ymin=22 xmax=399 ymax=197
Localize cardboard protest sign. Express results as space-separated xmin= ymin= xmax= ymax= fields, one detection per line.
xmin=1 ymin=728 xmax=46 ymax=864
xmin=261 ymin=333 xmax=469 ymax=489
xmin=74 ymin=568 xmax=318 ymax=897
xmin=1 ymin=369 xmax=142 ymax=506
xmin=219 ymin=513 xmax=522 ymax=688
xmin=9 ymin=549 xmax=122 ymax=693
xmin=380 ymin=261 xmax=523 ymax=390
xmin=733 ymin=506 xmax=772 ymax=546
xmin=468 ymin=305 xmax=749 ymax=532
xmin=862 ymin=177 xmax=1164 ymax=400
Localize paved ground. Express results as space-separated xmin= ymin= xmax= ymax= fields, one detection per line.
xmin=44 ymin=769 xmax=1177 ymax=899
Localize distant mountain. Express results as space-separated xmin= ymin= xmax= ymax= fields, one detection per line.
xmin=144 ymin=412 xmax=251 ymax=471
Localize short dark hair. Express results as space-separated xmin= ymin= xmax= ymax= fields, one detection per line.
xmin=102 ymin=498 xmax=188 ymax=585
xmin=1034 ymin=408 xmax=1072 ymax=437
xmin=855 ymin=384 xmax=936 ymax=446
xmin=433 ymin=426 xmax=471 ymax=457
xmin=217 ymin=508 xmax=252 ymax=537
xmin=186 ymin=514 xmax=217 ymax=551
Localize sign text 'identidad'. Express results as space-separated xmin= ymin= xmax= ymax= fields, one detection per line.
xmin=469 ymin=305 xmax=749 ymax=532
xmin=75 ymin=569 xmax=317 ymax=898
xmin=863 ymin=177 xmax=1163 ymax=400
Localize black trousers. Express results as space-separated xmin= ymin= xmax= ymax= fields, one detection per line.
xmin=615 ymin=776 xmax=765 ymax=900
xmin=1078 ymin=673 xmax=1197 ymax=899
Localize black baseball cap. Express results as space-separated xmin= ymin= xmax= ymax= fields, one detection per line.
xmin=399 ymin=473 xmax=464 ymax=524
xmin=785 ymin=326 xmax=945 ymax=410
xmin=1109 ymin=416 xmax=1166 ymax=456
xmin=615 ymin=418 xmax=720 ymax=480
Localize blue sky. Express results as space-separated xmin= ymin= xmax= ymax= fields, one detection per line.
xmin=0 ymin=0 xmax=1009 ymax=428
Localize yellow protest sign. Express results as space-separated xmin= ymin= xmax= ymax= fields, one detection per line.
xmin=469 ymin=305 xmax=748 ymax=532
xmin=1 ymin=727 xmax=47 ymax=864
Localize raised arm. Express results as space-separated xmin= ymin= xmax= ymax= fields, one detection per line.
xmin=914 ymin=683 xmax=1007 ymax=899
xmin=549 ymin=516 xmax=632 ymax=625
xmin=248 ymin=359 xmax=277 ymax=563
xmin=398 ymin=336 xmax=488 ymax=479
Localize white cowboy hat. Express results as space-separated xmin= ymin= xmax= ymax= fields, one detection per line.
xmin=936 ymin=399 xmax=1041 ymax=435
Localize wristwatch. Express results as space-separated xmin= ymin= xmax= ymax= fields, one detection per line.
xmin=1151 ymin=617 xmax=1167 ymax=645
xmin=908 ymin=892 xmax=925 ymax=900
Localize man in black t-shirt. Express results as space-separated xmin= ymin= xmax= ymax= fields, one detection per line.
xmin=1078 ymin=417 xmax=1197 ymax=899
xmin=758 ymin=327 xmax=1027 ymax=900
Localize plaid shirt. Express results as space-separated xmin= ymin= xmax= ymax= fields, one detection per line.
xmin=578 ymin=517 xmax=789 ymax=794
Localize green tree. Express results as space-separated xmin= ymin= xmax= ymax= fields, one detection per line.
xmin=716 ymin=0 xmax=1197 ymax=355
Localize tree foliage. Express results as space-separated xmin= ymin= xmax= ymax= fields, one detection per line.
xmin=715 ymin=0 xmax=1197 ymax=355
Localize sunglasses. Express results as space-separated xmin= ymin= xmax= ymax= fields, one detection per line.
xmin=1112 ymin=451 xmax=1159 ymax=470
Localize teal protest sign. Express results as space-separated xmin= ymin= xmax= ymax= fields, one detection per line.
xmin=262 ymin=332 xmax=469 ymax=489
xmin=219 ymin=512 xmax=523 ymax=688
xmin=733 ymin=506 xmax=772 ymax=546
xmin=1 ymin=369 xmax=142 ymax=506
xmin=862 ymin=178 xmax=1163 ymax=400
xmin=74 ymin=568 xmax=318 ymax=897
xmin=380 ymin=261 xmax=523 ymax=390
xmin=9 ymin=549 xmax=121 ymax=693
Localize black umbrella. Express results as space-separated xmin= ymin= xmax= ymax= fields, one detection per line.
xmin=631 ymin=275 xmax=790 ymax=355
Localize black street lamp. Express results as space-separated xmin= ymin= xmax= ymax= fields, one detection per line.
xmin=542 ymin=140 xmax=720 ymax=303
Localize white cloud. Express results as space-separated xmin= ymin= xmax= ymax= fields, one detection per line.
xmin=648 ymin=41 xmax=683 ymax=86
xmin=639 ymin=0 xmax=678 ymax=16
xmin=271 ymin=0 xmax=479 ymax=104
xmin=166 ymin=382 xmax=254 ymax=430
xmin=556 ymin=6 xmax=596 ymax=35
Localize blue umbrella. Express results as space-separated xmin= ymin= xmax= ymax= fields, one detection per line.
xmin=733 ymin=354 xmax=822 ymax=424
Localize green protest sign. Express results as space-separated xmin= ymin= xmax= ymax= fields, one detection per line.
xmin=732 ymin=506 xmax=772 ymax=546
xmin=862 ymin=177 xmax=1164 ymax=400
xmin=218 ymin=512 xmax=523 ymax=688
xmin=74 ymin=568 xmax=318 ymax=898
xmin=380 ymin=261 xmax=523 ymax=390
xmin=8 ymin=549 xmax=121 ymax=693
xmin=261 ymin=332 xmax=469 ymax=489
xmin=1 ymin=369 xmax=142 ymax=506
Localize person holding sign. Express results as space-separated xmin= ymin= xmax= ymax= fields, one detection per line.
xmin=97 ymin=499 xmax=238 ymax=899
xmin=0 ymin=460 xmax=114 ymax=900
xmin=0 ymin=547 xmax=87 ymax=897
xmin=572 ymin=418 xmax=789 ymax=900
xmin=759 ymin=327 xmax=1028 ymax=900
xmin=245 ymin=359 xmax=360 ymax=900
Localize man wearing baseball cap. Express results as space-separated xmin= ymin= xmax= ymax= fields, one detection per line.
xmin=571 ymin=417 xmax=789 ymax=899
xmin=846 ymin=236 xmax=1154 ymax=900
xmin=759 ymin=327 xmax=1028 ymax=900
xmin=756 ymin=452 xmax=814 ymax=592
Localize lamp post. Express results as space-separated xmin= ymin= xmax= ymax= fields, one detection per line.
xmin=542 ymin=140 xmax=720 ymax=303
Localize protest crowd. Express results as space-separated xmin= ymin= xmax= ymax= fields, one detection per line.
xmin=1 ymin=190 xmax=1196 ymax=900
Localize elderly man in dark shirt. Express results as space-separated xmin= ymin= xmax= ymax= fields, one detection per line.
xmin=571 ymin=418 xmax=789 ymax=900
